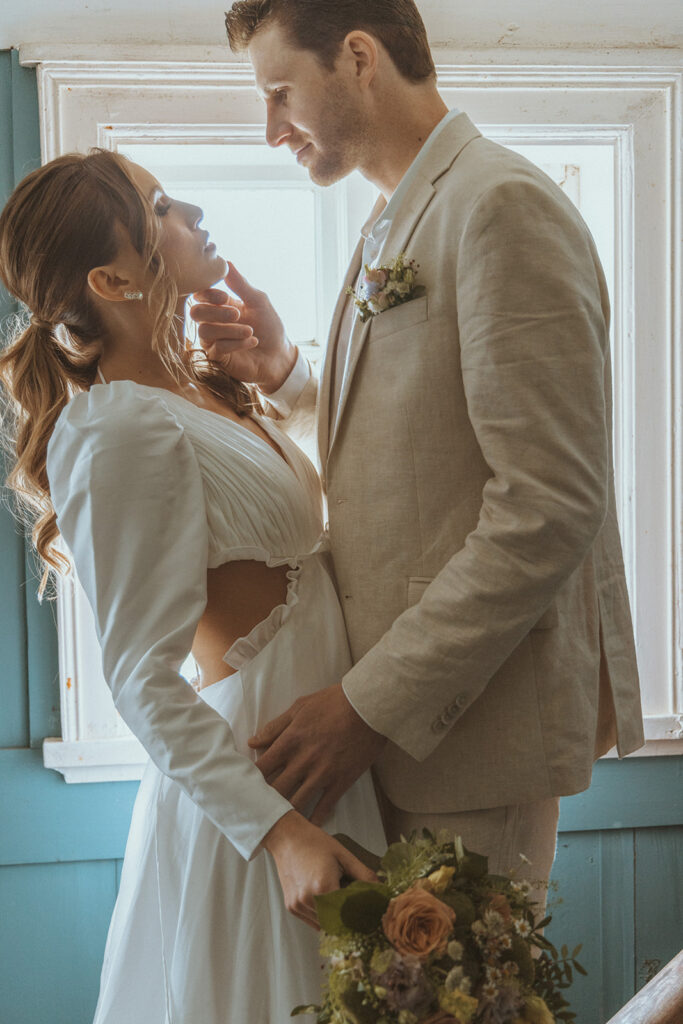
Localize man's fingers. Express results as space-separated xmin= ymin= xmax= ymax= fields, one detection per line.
xmin=249 ymin=709 xmax=292 ymax=750
xmin=196 ymin=320 xmax=255 ymax=345
xmin=309 ymin=785 xmax=347 ymax=828
xmin=264 ymin=765 xmax=305 ymax=801
xmin=288 ymin=776 xmax=325 ymax=814
xmin=191 ymin=286 xmax=231 ymax=305
xmin=189 ymin=302 xmax=242 ymax=325
xmin=225 ymin=262 xmax=260 ymax=302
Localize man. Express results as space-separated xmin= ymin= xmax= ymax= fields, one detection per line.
xmin=193 ymin=0 xmax=644 ymax=894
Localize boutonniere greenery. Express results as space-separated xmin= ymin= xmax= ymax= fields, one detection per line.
xmin=347 ymin=251 xmax=425 ymax=323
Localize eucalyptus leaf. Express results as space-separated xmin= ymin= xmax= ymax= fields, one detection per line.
xmin=458 ymin=848 xmax=488 ymax=879
xmin=314 ymin=890 xmax=349 ymax=936
xmin=380 ymin=841 xmax=416 ymax=874
xmin=339 ymin=883 xmax=391 ymax=934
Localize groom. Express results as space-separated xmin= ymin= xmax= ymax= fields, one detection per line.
xmin=194 ymin=0 xmax=644 ymax=889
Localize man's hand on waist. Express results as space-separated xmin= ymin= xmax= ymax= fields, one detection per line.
xmin=248 ymin=683 xmax=388 ymax=826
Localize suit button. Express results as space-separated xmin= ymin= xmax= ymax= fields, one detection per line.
xmin=431 ymin=717 xmax=448 ymax=733
xmin=448 ymin=694 xmax=467 ymax=715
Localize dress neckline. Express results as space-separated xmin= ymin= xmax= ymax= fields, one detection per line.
xmin=94 ymin=373 xmax=295 ymax=476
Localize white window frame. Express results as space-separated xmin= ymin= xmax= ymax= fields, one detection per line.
xmin=22 ymin=52 xmax=681 ymax=781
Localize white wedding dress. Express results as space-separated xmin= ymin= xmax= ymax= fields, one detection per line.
xmin=46 ymin=380 xmax=387 ymax=1024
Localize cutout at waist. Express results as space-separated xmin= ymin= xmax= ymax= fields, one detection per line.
xmin=192 ymin=559 xmax=291 ymax=689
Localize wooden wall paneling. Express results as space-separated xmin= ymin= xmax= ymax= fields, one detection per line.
xmin=9 ymin=48 xmax=40 ymax=185
xmin=25 ymin=547 xmax=60 ymax=747
xmin=0 ymin=859 xmax=117 ymax=1024
xmin=0 ymin=749 xmax=138 ymax=866
xmin=548 ymin=829 xmax=636 ymax=1023
xmin=633 ymin=826 xmax=683 ymax=992
xmin=0 ymin=498 xmax=29 ymax=748
xmin=559 ymin=757 xmax=683 ymax=832
xmin=0 ymin=51 xmax=29 ymax=750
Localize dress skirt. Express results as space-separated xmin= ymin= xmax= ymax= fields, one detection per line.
xmin=92 ymin=553 xmax=387 ymax=1024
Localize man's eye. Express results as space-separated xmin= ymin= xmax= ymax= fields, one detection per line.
xmin=274 ymin=90 xmax=287 ymax=104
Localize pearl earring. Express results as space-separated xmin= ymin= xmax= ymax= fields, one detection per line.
xmin=124 ymin=290 xmax=144 ymax=300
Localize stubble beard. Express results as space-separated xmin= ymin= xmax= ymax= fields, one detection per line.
xmin=305 ymin=94 xmax=371 ymax=187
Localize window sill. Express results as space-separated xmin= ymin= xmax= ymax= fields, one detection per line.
xmin=42 ymin=737 xmax=147 ymax=783
xmin=600 ymin=714 xmax=683 ymax=758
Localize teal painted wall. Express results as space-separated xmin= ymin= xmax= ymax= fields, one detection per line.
xmin=0 ymin=49 xmax=681 ymax=1024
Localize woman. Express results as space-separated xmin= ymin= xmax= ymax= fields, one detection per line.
xmin=0 ymin=149 xmax=386 ymax=1022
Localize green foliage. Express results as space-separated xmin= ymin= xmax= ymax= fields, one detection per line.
xmin=315 ymin=882 xmax=391 ymax=937
xmin=532 ymin=945 xmax=586 ymax=1023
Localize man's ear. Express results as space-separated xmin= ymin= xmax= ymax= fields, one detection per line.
xmin=342 ymin=30 xmax=379 ymax=86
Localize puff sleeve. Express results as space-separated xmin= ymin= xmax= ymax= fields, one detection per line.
xmin=46 ymin=384 xmax=293 ymax=860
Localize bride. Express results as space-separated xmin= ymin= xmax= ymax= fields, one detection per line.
xmin=0 ymin=148 xmax=386 ymax=1022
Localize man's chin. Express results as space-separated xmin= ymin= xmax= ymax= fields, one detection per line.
xmin=306 ymin=157 xmax=351 ymax=188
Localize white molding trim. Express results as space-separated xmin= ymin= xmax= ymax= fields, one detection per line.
xmin=42 ymin=738 xmax=148 ymax=784
xmin=18 ymin=45 xmax=683 ymax=69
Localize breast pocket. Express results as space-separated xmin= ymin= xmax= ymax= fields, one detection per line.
xmin=407 ymin=576 xmax=433 ymax=607
xmin=369 ymin=295 xmax=429 ymax=341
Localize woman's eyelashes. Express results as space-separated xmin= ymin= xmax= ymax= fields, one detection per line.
xmin=155 ymin=198 xmax=171 ymax=217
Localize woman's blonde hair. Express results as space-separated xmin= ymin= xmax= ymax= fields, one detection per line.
xmin=0 ymin=148 xmax=260 ymax=595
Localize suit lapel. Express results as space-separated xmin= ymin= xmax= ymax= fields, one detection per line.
xmin=324 ymin=112 xmax=483 ymax=464
xmin=317 ymin=234 xmax=365 ymax=466
xmin=328 ymin=174 xmax=436 ymax=460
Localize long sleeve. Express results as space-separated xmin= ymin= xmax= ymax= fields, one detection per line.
xmin=342 ymin=178 xmax=610 ymax=760
xmin=46 ymin=386 xmax=293 ymax=859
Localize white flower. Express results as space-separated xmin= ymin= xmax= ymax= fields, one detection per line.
xmin=447 ymin=940 xmax=464 ymax=962
xmin=514 ymin=918 xmax=532 ymax=937
xmin=445 ymin=965 xmax=465 ymax=991
xmin=485 ymin=965 xmax=503 ymax=984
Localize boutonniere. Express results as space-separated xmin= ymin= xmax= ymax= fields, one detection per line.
xmin=347 ymin=251 xmax=425 ymax=323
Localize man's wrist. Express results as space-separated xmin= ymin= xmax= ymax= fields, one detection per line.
xmin=260 ymin=341 xmax=300 ymax=396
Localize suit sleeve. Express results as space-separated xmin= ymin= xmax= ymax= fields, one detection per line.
xmin=342 ymin=178 xmax=610 ymax=761
xmin=46 ymin=390 xmax=293 ymax=858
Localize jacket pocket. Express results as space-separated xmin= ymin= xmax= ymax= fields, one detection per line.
xmin=407 ymin=576 xmax=433 ymax=607
xmin=369 ymin=295 xmax=429 ymax=341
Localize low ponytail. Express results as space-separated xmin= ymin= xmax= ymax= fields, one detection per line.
xmin=0 ymin=316 xmax=100 ymax=594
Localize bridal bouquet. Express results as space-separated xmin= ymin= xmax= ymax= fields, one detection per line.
xmin=293 ymin=830 xmax=584 ymax=1024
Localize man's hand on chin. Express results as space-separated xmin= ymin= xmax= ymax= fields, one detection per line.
xmin=248 ymin=683 xmax=387 ymax=826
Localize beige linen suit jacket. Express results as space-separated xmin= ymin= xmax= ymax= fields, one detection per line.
xmin=284 ymin=112 xmax=644 ymax=813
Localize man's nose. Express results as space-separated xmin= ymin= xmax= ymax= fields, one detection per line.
xmin=265 ymin=111 xmax=291 ymax=148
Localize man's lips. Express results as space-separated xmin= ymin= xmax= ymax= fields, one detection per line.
xmin=295 ymin=143 xmax=311 ymax=162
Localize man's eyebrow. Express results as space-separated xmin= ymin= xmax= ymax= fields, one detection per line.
xmin=261 ymin=81 xmax=288 ymax=96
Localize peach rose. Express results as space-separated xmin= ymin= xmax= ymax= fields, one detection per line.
xmin=382 ymin=884 xmax=456 ymax=960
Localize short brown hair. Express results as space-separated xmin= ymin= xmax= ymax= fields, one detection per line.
xmin=225 ymin=0 xmax=436 ymax=83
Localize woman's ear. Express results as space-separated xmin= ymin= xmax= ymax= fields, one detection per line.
xmin=86 ymin=264 xmax=136 ymax=303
